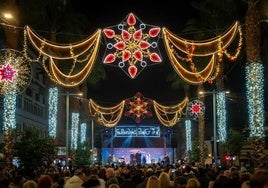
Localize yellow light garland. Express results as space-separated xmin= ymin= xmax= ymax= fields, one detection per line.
xmin=24 ymin=27 xmax=101 ymax=87
xmin=89 ymin=99 xmax=125 ymax=127
xmin=162 ymin=21 xmax=243 ymax=84
xmin=153 ymin=97 xmax=189 ymax=127
xmin=26 ymin=26 xmax=100 ymax=59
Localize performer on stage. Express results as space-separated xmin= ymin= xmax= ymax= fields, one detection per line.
xmin=130 ymin=153 xmax=135 ymax=165
xmin=135 ymin=150 xmax=142 ymax=165
xmin=146 ymin=152 xmax=151 ymax=164
xmin=163 ymin=152 xmax=170 ymax=166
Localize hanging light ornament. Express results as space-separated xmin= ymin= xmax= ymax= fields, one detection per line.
xmin=103 ymin=13 xmax=162 ymax=79
xmin=187 ymin=99 xmax=205 ymax=119
xmin=124 ymin=92 xmax=153 ymax=123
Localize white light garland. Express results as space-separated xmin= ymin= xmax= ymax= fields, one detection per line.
xmin=48 ymin=87 xmax=58 ymax=138
xmin=3 ymin=88 xmax=17 ymax=131
xmin=246 ymin=62 xmax=264 ymax=137
xmin=71 ymin=113 xmax=79 ymax=149
xmin=185 ymin=119 xmax=192 ymax=152
xmin=216 ymin=92 xmax=227 ymax=142
xmin=80 ymin=123 xmax=87 ymax=144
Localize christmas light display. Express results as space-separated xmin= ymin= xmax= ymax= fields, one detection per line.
xmin=89 ymin=96 xmax=188 ymax=127
xmin=124 ymin=92 xmax=152 ymax=123
xmin=25 ymin=26 xmax=101 ymax=87
xmin=162 ymin=21 xmax=242 ymax=84
xmin=246 ymin=62 xmax=264 ymax=137
xmin=103 ymin=13 xmax=162 ymax=78
xmin=71 ymin=112 xmax=79 ymax=149
xmin=216 ymin=92 xmax=227 ymax=142
xmin=80 ymin=123 xmax=87 ymax=144
xmin=0 ymin=49 xmax=32 ymax=96
xmin=3 ymin=88 xmax=16 ymax=131
xmin=185 ymin=119 xmax=192 ymax=152
xmin=48 ymin=87 xmax=59 ymax=138
xmin=187 ymin=100 xmax=205 ymax=119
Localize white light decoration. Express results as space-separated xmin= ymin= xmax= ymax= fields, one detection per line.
xmin=3 ymin=88 xmax=17 ymax=131
xmin=185 ymin=119 xmax=192 ymax=152
xmin=48 ymin=87 xmax=59 ymax=137
xmin=71 ymin=112 xmax=79 ymax=149
xmin=246 ymin=62 xmax=264 ymax=137
xmin=80 ymin=123 xmax=87 ymax=144
xmin=216 ymin=92 xmax=227 ymax=142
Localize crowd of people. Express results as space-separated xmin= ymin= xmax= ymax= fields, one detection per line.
xmin=0 ymin=161 xmax=268 ymax=188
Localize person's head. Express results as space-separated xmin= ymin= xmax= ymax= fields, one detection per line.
xmin=249 ymin=169 xmax=268 ymax=188
xmin=174 ymin=176 xmax=187 ymax=188
xmin=75 ymin=169 xmax=87 ymax=182
xmin=146 ymin=175 xmax=160 ymax=188
xmin=37 ymin=175 xmax=53 ymax=188
xmin=108 ymin=184 xmax=120 ymax=188
xmin=106 ymin=168 xmax=115 ymax=178
xmin=159 ymin=171 xmax=171 ymax=188
xmin=82 ymin=178 xmax=100 ymax=188
xmin=23 ymin=180 xmax=37 ymax=188
xmin=186 ymin=178 xmax=200 ymax=188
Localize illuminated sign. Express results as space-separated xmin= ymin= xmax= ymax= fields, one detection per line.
xmin=115 ymin=126 xmax=160 ymax=137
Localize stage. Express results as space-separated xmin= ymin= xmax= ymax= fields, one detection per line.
xmin=101 ymin=147 xmax=174 ymax=165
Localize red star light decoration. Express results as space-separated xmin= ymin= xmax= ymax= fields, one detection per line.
xmin=124 ymin=92 xmax=153 ymax=123
xmin=0 ymin=64 xmax=17 ymax=82
xmin=0 ymin=49 xmax=32 ymax=96
xmin=103 ymin=12 xmax=162 ymax=79
xmin=187 ymin=100 xmax=205 ymax=119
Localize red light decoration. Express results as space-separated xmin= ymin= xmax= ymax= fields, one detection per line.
xmin=187 ymin=100 xmax=205 ymax=119
xmin=0 ymin=64 xmax=17 ymax=82
xmin=124 ymin=92 xmax=153 ymax=123
xmin=0 ymin=49 xmax=32 ymax=96
xmin=103 ymin=13 xmax=162 ymax=79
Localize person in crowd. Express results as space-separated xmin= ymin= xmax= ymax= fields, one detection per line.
xmin=186 ymin=177 xmax=200 ymax=188
xmin=145 ymin=175 xmax=160 ymax=188
xmin=241 ymin=180 xmax=250 ymax=188
xmin=173 ymin=176 xmax=187 ymax=188
xmin=82 ymin=178 xmax=101 ymax=188
xmin=88 ymin=167 xmax=106 ymax=188
xmin=23 ymin=180 xmax=37 ymax=188
xmin=8 ymin=175 xmax=25 ymax=188
xmin=228 ymin=167 xmax=241 ymax=187
xmin=158 ymin=171 xmax=173 ymax=188
xmin=249 ymin=169 xmax=268 ymax=188
xmin=37 ymin=174 xmax=53 ymax=188
xmin=212 ymin=169 xmax=231 ymax=188
xmin=105 ymin=168 xmax=119 ymax=188
xmin=64 ymin=169 xmax=87 ymax=188
xmin=108 ymin=184 xmax=119 ymax=188
xmin=136 ymin=169 xmax=155 ymax=188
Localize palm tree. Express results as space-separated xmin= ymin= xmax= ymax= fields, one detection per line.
xmin=168 ymin=0 xmax=246 ymax=166
xmin=244 ymin=0 xmax=267 ymax=168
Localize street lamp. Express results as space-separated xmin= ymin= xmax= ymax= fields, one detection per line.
xmin=199 ymin=90 xmax=229 ymax=166
xmin=60 ymin=91 xmax=82 ymax=166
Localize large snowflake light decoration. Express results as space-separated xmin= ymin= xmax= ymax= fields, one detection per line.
xmin=124 ymin=92 xmax=153 ymax=123
xmin=0 ymin=49 xmax=32 ymax=95
xmin=103 ymin=13 xmax=162 ymax=79
xmin=187 ymin=100 xmax=205 ymax=119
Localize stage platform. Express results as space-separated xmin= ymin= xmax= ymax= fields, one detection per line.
xmin=101 ymin=147 xmax=174 ymax=165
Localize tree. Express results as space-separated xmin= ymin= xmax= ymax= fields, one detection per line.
xmin=14 ymin=128 xmax=56 ymax=173
xmin=218 ymin=128 xmax=246 ymax=167
xmin=74 ymin=141 xmax=92 ymax=167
